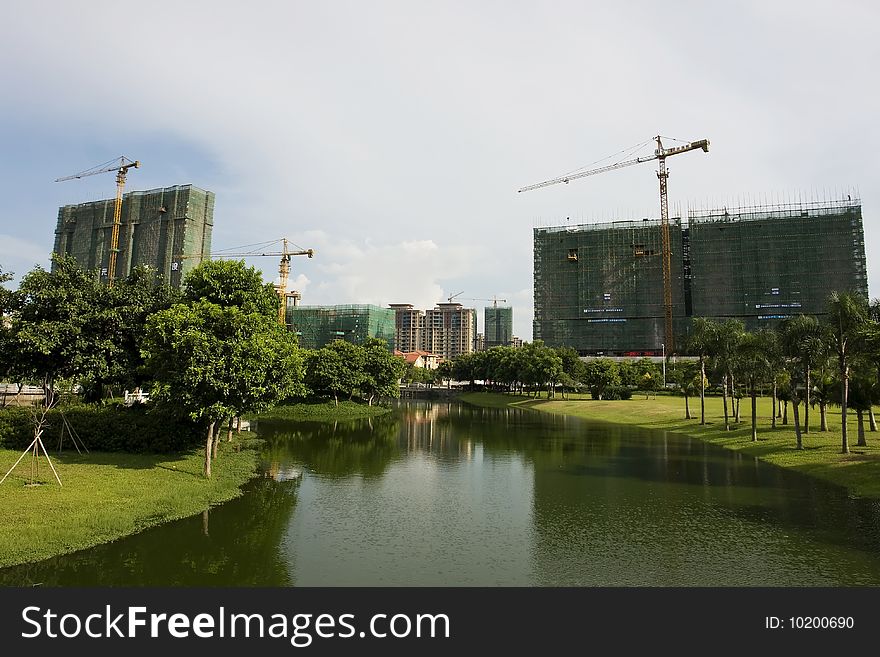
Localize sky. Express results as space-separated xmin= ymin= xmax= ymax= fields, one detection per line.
xmin=1 ymin=0 xmax=877 ymax=341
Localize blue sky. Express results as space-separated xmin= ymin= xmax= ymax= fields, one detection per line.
xmin=1 ymin=0 xmax=877 ymax=340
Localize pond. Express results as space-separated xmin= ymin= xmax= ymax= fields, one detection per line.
xmin=3 ymin=400 xmax=880 ymax=586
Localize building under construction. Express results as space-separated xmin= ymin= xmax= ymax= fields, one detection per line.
xmin=53 ymin=184 xmax=214 ymax=287
xmin=485 ymin=305 xmax=514 ymax=349
xmin=287 ymin=304 xmax=395 ymax=350
xmin=534 ymin=197 xmax=868 ymax=355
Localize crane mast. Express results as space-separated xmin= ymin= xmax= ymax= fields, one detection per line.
xmin=518 ymin=135 xmax=709 ymax=354
xmin=55 ymin=156 xmax=140 ymax=288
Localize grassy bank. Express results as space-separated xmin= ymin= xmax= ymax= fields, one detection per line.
xmin=0 ymin=439 xmax=262 ymax=568
xmin=461 ymin=391 xmax=880 ymax=499
xmin=253 ymin=400 xmax=392 ymax=422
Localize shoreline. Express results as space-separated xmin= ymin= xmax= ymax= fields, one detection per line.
xmin=0 ymin=400 xmax=389 ymax=569
xmin=460 ymin=391 xmax=880 ymax=499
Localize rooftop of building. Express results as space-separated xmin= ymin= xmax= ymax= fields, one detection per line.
xmin=60 ymin=184 xmax=212 ymax=209
xmin=535 ymin=194 xmax=860 ymax=233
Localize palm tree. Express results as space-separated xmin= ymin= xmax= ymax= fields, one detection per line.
xmin=825 ymin=291 xmax=870 ymax=454
xmin=712 ymin=319 xmax=745 ymax=432
xmin=736 ymin=331 xmax=775 ymax=442
xmin=779 ymin=314 xmax=825 ymax=437
xmin=688 ymin=318 xmax=717 ymax=425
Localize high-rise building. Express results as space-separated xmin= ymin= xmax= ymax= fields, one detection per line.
xmin=389 ymin=303 xmax=425 ymax=353
xmin=485 ymin=305 xmax=513 ymax=348
xmin=389 ymin=302 xmax=476 ymax=360
xmin=533 ymin=196 xmax=867 ymax=355
xmin=53 ymin=184 xmax=214 ymax=288
xmin=287 ymin=304 xmax=395 ymax=350
xmin=425 ymin=303 xmax=476 ymax=361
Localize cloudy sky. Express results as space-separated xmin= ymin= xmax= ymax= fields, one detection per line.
xmin=1 ymin=0 xmax=877 ymax=339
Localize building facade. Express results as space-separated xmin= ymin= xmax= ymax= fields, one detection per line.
xmin=389 ymin=303 xmax=425 ymax=353
xmin=287 ymin=304 xmax=395 ymax=350
xmin=53 ymin=184 xmax=214 ymax=287
xmin=389 ymin=302 xmax=477 ymax=360
xmin=485 ymin=305 xmax=513 ymax=349
xmin=533 ymin=197 xmax=868 ymax=355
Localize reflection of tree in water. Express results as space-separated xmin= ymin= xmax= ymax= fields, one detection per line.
xmin=0 ymin=477 xmax=298 ymax=586
xmin=257 ymin=414 xmax=402 ymax=479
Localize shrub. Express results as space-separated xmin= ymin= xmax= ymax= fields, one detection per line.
xmin=0 ymin=403 xmax=201 ymax=453
xmin=590 ymin=385 xmax=632 ymax=401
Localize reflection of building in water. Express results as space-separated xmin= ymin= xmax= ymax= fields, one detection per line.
xmin=399 ymin=402 xmax=476 ymax=459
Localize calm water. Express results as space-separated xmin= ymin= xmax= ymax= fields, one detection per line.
xmin=3 ymin=400 xmax=880 ymax=586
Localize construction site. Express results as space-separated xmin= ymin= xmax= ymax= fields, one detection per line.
xmin=287 ymin=305 xmax=396 ymax=350
xmin=533 ymin=196 xmax=868 ymax=355
xmin=54 ymin=184 xmax=215 ymax=288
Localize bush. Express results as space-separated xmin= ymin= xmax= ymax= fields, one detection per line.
xmin=0 ymin=403 xmax=202 ymax=453
xmin=590 ymin=385 xmax=632 ymax=401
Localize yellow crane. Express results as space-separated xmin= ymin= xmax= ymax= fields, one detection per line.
xmin=518 ymin=135 xmax=709 ymax=353
xmin=181 ymin=238 xmax=314 ymax=324
xmin=55 ymin=156 xmax=140 ymax=288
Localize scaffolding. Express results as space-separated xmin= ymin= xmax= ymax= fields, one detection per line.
xmin=533 ymin=196 xmax=868 ymax=354
xmin=53 ymin=185 xmax=214 ymax=287
xmin=687 ymin=197 xmax=867 ymax=330
xmin=287 ymin=304 xmax=396 ymax=350
xmin=485 ymin=306 xmax=513 ymax=348
xmin=533 ymin=218 xmax=685 ymax=355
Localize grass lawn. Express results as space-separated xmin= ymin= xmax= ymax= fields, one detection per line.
xmin=461 ymin=391 xmax=880 ymax=499
xmin=0 ymin=439 xmax=262 ymax=568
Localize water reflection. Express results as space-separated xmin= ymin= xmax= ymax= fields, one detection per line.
xmin=3 ymin=400 xmax=880 ymax=586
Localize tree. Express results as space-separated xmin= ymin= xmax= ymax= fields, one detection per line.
xmin=434 ymin=360 xmax=454 ymax=389
xmin=183 ymin=259 xmax=279 ymax=319
xmin=711 ymin=319 xmax=745 ymax=431
xmin=634 ymin=358 xmax=661 ymax=399
xmin=143 ymin=302 xmax=235 ymax=477
xmin=688 ymin=318 xmax=717 ymax=425
xmin=325 ymin=340 xmax=366 ymax=400
xmin=824 ymin=292 xmax=870 ymax=454
xmin=779 ymin=315 xmax=825 ymax=435
xmin=583 ymin=359 xmax=620 ymax=400
xmin=360 ymin=338 xmax=405 ymax=405
xmin=5 ymin=256 xmax=107 ymax=406
xmin=143 ymin=301 xmax=303 ymax=477
xmin=82 ymin=265 xmax=179 ymax=401
xmin=736 ymin=331 xmax=775 ymax=442
xmin=304 ymin=347 xmax=347 ymax=404
xmin=669 ymin=360 xmax=701 ymax=419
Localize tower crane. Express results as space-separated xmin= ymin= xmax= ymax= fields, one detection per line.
xmin=518 ymin=135 xmax=709 ymax=353
xmin=181 ymin=238 xmax=314 ymax=324
xmin=446 ymin=291 xmax=464 ymax=303
xmin=55 ymin=156 xmax=140 ymax=288
xmin=462 ymin=296 xmax=508 ymax=308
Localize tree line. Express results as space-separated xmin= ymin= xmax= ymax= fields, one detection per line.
xmin=685 ymin=292 xmax=879 ymax=452
xmin=0 ymin=257 xmax=403 ymax=477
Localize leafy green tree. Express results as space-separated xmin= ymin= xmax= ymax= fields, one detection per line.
xmin=583 ymin=359 xmax=620 ymax=400
xmin=143 ymin=301 xmax=235 ymax=477
xmin=183 ymin=259 xmax=279 ymax=319
xmin=5 ymin=256 xmax=107 ymax=406
xmin=433 ymin=360 xmax=453 ymax=388
xmin=304 ymin=347 xmax=349 ymax=404
xmin=81 ymin=265 xmax=179 ymax=401
xmin=325 ymin=340 xmax=366 ymax=400
xmin=143 ymin=300 xmax=302 ymax=477
xmin=360 ymin=338 xmax=405 ymax=405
